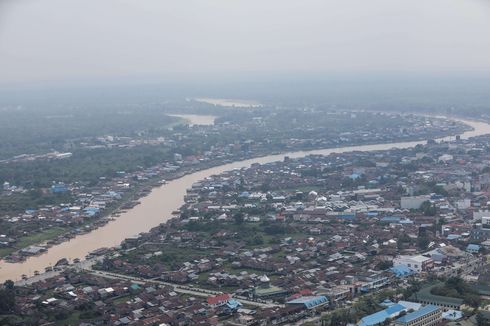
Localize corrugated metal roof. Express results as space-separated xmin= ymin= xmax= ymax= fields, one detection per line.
xmin=395 ymin=305 xmax=439 ymax=324
xmin=359 ymin=303 xmax=405 ymax=326
xmin=287 ymin=295 xmax=328 ymax=309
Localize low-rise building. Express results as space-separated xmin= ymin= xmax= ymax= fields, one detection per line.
xmin=401 ymin=195 xmax=431 ymax=209
xmin=393 ymin=255 xmax=433 ymax=273
xmin=411 ymin=285 xmax=463 ymax=311
xmin=358 ymin=303 xmax=407 ymax=326
xmin=393 ymin=304 xmax=441 ymax=326
xmin=286 ymin=296 xmax=328 ymax=310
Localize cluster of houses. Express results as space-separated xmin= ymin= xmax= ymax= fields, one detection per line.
xmin=0 ymin=151 xmax=73 ymax=164
xmin=0 ymin=166 xmax=155 ymax=262
xmin=359 ymin=300 xmax=448 ymax=326
xmin=11 ymin=271 xmax=249 ymax=325
xmin=85 ymin=134 xmax=490 ymax=324
xmin=0 ymin=113 xmax=465 ymax=264
xmin=4 ymin=114 xmax=490 ymax=324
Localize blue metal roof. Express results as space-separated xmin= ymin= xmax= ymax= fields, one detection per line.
xmin=51 ymin=183 xmax=68 ymax=193
xmin=337 ymin=214 xmax=356 ymax=220
xmin=381 ymin=216 xmax=401 ymax=222
xmin=359 ymin=304 xmax=405 ymax=326
xmin=467 ymin=244 xmax=481 ymax=251
xmin=447 ymin=234 xmax=461 ymax=240
xmin=395 ymin=305 xmax=439 ymax=324
xmin=442 ymin=309 xmax=463 ymax=321
xmin=380 ymin=299 xmax=395 ymax=307
xmin=350 ymin=173 xmax=361 ymax=179
xmin=399 ymin=219 xmax=414 ymax=224
xmin=386 ymin=304 xmax=405 ymax=315
xmin=226 ymin=299 xmax=242 ymax=310
xmin=391 ymin=265 xmax=414 ymax=278
xmin=287 ymin=296 xmax=328 ymax=309
xmin=83 ymin=207 xmax=99 ymax=212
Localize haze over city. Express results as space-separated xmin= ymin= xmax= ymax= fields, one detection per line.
xmin=1 ymin=0 xmax=490 ymax=86
xmin=1 ymin=1 xmax=490 ymax=326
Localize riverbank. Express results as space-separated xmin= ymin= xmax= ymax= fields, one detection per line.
xmin=0 ymin=115 xmax=464 ymax=261
xmin=193 ymin=98 xmax=262 ymax=108
xmin=166 ymin=114 xmax=216 ymax=126
xmin=0 ymin=117 xmax=488 ymax=282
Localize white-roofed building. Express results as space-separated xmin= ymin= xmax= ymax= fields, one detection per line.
xmin=393 ymin=255 xmax=433 ymax=273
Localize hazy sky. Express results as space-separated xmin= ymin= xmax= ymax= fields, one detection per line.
xmin=1 ymin=0 xmax=490 ymax=86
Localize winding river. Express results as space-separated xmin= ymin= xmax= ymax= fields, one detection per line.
xmin=1 ymin=117 xmax=490 ymax=282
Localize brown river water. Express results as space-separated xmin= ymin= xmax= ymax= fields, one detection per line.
xmin=1 ymin=117 xmax=489 ymax=282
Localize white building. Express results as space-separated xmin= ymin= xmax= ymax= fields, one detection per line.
xmin=482 ymin=216 xmax=490 ymax=226
xmin=55 ymin=152 xmax=73 ymax=159
xmin=401 ymin=195 xmax=431 ymax=210
xmin=473 ymin=210 xmax=490 ymax=222
xmin=455 ymin=199 xmax=471 ymax=210
xmin=394 ymin=255 xmax=433 ymax=273
xmin=438 ymin=154 xmax=453 ymax=163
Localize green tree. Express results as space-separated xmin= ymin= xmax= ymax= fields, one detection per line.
xmin=0 ymin=280 xmax=15 ymax=314
xmin=251 ymin=235 xmax=264 ymax=245
xmin=233 ymin=212 xmax=244 ymax=225
xmin=417 ymin=236 xmax=430 ymax=250
xmin=327 ymin=309 xmax=352 ymax=326
xmin=375 ymin=260 xmax=394 ymax=271
xmin=420 ymin=201 xmax=436 ymax=216
xmin=464 ymin=293 xmax=481 ymax=308
xmin=3 ymin=280 xmax=14 ymax=291
xmin=477 ymin=312 xmax=490 ymax=326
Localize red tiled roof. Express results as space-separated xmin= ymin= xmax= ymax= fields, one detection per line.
xmin=299 ymin=289 xmax=312 ymax=296
xmin=207 ymin=293 xmax=230 ymax=305
xmin=287 ymin=289 xmax=313 ymax=301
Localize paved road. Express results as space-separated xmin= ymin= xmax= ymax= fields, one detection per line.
xmin=14 ymin=257 xmax=100 ymax=286
xmin=86 ymin=269 xmax=281 ymax=308
xmin=13 ymin=258 xmax=281 ymax=308
xmin=14 ymin=270 xmax=61 ymax=286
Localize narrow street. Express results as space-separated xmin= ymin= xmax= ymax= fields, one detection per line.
xmin=85 ymin=268 xmax=282 ymax=309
